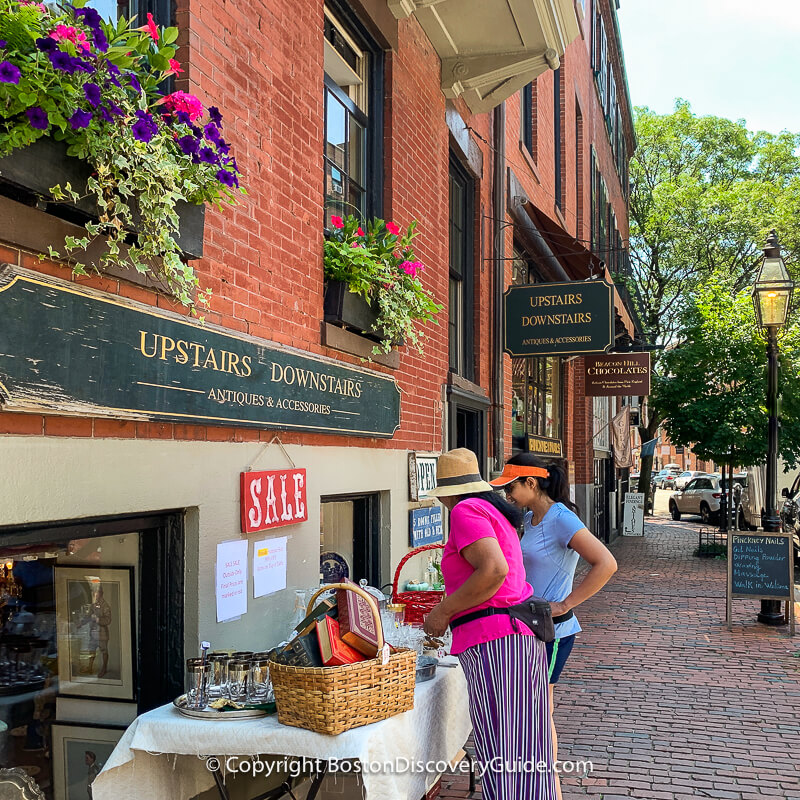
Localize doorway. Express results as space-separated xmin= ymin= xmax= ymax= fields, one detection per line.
xmin=320 ymin=494 xmax=381 ymax=587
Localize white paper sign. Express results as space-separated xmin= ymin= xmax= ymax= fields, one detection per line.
xmin=216 ymin=539 xmax=249 ymax=622
xmin=622 ymin=492 xmax=645 ymax=537
xmin=253 ymin=536 xmax=288 ymax=598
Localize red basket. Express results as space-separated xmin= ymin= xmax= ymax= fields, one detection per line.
xmin=391 ymin=543 xmax=445 ymax=624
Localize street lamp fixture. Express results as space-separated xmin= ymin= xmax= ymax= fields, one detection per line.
xmin=751 ymin=230 xmax=794 ymax=626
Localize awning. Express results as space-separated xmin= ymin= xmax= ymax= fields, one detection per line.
xmin=387 ymin=0 xmax=580 ymax=114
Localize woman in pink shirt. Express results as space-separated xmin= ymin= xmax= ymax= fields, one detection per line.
xmin=424 ymin=448 xmax=556 ymax=800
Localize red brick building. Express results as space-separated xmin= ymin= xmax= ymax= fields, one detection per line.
xmin=0 ymin=0 xmax=638 ymax=761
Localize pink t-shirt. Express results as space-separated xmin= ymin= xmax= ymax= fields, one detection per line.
xmin=441 ymin=497 xmax=534 ymax=654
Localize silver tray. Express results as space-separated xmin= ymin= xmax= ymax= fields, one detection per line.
xmin=173 ymin=695 xmax=269 ymax=720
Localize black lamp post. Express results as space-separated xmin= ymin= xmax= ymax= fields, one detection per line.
xmin=752 ymin=230 xmax=793 ymax=625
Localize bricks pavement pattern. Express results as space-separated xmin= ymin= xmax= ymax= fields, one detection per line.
xmin=438 ymin=517 xmax=800 ymax=800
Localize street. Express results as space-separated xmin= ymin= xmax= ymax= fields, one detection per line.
xmin=440 ymin=513 xmax=800 ymax=800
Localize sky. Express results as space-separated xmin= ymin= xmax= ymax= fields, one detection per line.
xmin=616 ymin=0 xmax=800 ymax=134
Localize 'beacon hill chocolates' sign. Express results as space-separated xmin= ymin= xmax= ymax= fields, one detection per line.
xmin=584 ymin=353 xmax=650 ymax=397
xmin=0 ymin=268 xmax=400 ymax=437
xmin=503 ymin=280 xmax=613 ymax=357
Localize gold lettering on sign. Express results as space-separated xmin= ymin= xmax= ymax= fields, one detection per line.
xmin=269 ymin=363 xmax=363 ymax=399
xmin=137 ymin=331 xmax=254 ymax=377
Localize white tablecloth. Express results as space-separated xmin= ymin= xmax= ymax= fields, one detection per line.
xmin=93 ymin=658 xmax=472 ymax=800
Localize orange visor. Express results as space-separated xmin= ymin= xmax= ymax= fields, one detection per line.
xmin=489 ymin=464 xmax=549 ymax=487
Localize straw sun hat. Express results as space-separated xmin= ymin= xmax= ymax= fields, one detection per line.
xmin=426 ymin=448 xmax=495 ymax=498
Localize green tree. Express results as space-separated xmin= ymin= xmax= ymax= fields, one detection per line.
xmin=629 ymin=101 xmax=800 ymax=489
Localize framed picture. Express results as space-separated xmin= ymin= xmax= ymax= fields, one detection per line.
xmin=54 ymin=566 xmax=136 ymax=701
xmin=51 ymin=723 xmax=125 ymax=800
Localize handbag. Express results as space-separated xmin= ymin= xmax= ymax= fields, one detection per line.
xmin=448 ymin=595 xmax=572 ymax=643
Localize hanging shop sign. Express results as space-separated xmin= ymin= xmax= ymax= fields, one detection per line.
xmin=0 ymin=269 xmax=401 ymax=437
xmin=241 ymin=468 xmax=308 ymax=534
xmin=526 ymin=435 xmax=563 ymax=457
xmin=584 ymin=353 xmax=650 ymax=397
xmin=504 ymin=280 xmax=613 ymax=357
xmin=409 ymin=506 xmax=444 ymax=547
xmin=408 ymin=453 xmax=439 ymax=501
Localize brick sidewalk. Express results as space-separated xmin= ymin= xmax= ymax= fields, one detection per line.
xmin=439 ymin=517 xmax=800 ymax=800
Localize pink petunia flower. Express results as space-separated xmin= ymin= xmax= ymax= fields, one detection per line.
xmin=330 ymin=216 xmax=344 ymax=229
xmin=386 ymin=221 xmax=400 ymax=235
xmin=146 ymin=12 xmax=159 ymax=41
xmin=357 ymin=227 xmax=365 ymax=236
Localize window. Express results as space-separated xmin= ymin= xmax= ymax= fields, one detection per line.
xmin=520 ymin=82 xmax=537 ymax=160
xmin=510 ymin=247 xmax=562 ymax=451
xmin=323 ymin=6 xmax=381 ymax=227
xmin=553 ymin=68 xmax=564 ymax=209
xmin=575 ymin=101 xmax=584 ymax=237
xmin=129 ymin=0 xmax=169 ymax=25
xmin=593 ymin=396 xmax=610 ymax=449
xmin=448 ymin=156 xmax=474 ymax=379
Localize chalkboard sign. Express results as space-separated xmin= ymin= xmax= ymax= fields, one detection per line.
xmin=729 ymin=533 xmax=792 ymax=598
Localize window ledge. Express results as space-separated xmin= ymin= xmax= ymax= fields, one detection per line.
xmin=517 ymin=142 xmax=541 ymax=185
xmin=322 ymin=322 xmax=399 ymax=369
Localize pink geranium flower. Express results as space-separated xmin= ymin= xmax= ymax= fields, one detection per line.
xmin=386 ymin=222 xmax=400 ymax=235
xmin=400 ymin=260 xmax=424 ymax=278
xmin=146 ymin=12 xmax=159 ymax=41
xmin=161 ymin=90 xmax=205 ymax=121
xmin=168 ymin=59 xmax=184 ymax=74
xmin=357 ymin=227 xmax=365 ymax=236
xmin=330 ymin=216 xmax=344 ymax=229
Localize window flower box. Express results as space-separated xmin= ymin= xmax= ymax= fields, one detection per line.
xmin=0 ymin=137 xmax=205 ymax=259
xmin=323 ymin=279 xmax=383 ymax=340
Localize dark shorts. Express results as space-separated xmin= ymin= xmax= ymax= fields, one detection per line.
xmin=545 ymin=634 xmax=576 ymax=684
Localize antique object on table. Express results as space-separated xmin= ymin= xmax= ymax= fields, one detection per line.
xmin=391 ymin=543 xmax=445 ymax=623
xmin=207 ymin=653 xmax=230 ymax=698
xmin=336 ymin=579 xmax=381 ymax=657
xmin=319 ymin=551 xmax=349 ymax=584
xmin=247 ymin=656 xmax=273 ymax=704
xmin=316 ymin=616 xmax=367 ymax=666
xmin=415 ymin=655 xmax=438 ymax=684
xmin=227 ymin=658 xmax=250 ymax=703
xmin=270 ymin=582 xmax=416 ymax=735
xmin=185 ymin=658 xmax=211 ymax=710
xmin=172 ymin=695 xmax=269 ymax=720
xmin=0 ymin=768 xmax=45 ymax=800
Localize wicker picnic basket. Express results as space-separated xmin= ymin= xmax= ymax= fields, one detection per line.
xmin=391 ymin=543 xmax=445 ymax=624
xmin=269 ymin=582 xmax=416 ymax=734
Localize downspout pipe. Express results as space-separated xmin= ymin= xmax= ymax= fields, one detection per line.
xmin=491 ymin=103 xmax=505 ymax=474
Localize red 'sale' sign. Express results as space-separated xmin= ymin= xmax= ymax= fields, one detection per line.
xmin=241 ymin=469 xmax=308 ymax=534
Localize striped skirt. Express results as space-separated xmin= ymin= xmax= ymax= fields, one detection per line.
xmin=457 ymin=634 xmax=556 ymax=800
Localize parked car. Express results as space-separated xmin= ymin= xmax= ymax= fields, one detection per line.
xmin=669 ymin=474 xmax=747 ymax=523
xmin=659 ymin=470 xmax=682 ymax=490
xmin=674 ymin=470 xmax=708 ymax=491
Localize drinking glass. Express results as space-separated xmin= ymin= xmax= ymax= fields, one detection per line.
xmin=185 ymin=658 xmax=211 ymax=710
xmin=208 ymin=653 xmax=230 ymax=698
xmin=247 ymin=657 xmax=273 ymax=704
xmin=227 ymin=658 xmax=250 ymax=703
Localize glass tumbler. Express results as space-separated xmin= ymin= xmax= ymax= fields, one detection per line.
xmin=227 ymin=658 xmax=250 ymax=703
xmin=208 ymin=653 xmax=230 ymax=698
xmin=247 ymin=657 xmax=273 ymax=704
xmin=185 ymin=658 xmax=212 ymax=710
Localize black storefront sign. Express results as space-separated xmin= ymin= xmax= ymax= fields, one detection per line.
xmin=0 ymin=269 xmax=401 ymax=437
xmin=504 ymin=280 xmax=614 ymax=357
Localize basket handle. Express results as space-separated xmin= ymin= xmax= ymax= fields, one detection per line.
xmin=391 ymin=543 xmax=445 ymax=598
xmin=306 ymin=582 xmax=385 ymax=650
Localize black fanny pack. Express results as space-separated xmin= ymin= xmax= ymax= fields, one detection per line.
xmin=449 ymin=596 xmax=572 ymax=643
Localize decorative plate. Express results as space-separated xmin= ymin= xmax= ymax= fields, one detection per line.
xmin=320 ymin=551 xmax=350 ymax=584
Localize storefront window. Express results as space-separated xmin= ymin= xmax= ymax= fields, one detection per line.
xmin=510 ymin=247 xmax=562 ymax=452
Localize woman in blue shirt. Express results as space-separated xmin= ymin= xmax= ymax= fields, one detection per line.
xmin=490 ymin=453 xmax=617 ymax=799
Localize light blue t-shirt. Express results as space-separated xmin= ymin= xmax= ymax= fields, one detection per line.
xmin=520 ymin=502 xmax=585 ymax=639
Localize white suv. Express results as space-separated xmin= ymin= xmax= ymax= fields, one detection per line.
xmin=669 ymin=474 xmax=746 ymax=524
xmin=674 ymin=470 xmax=707 ymax=491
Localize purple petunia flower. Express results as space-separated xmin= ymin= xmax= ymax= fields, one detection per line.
xmin=216 ymin=139 xmax=230 ymax=155
xmin=35 ymin=37 xmax=57 ymax=53
xmin=174 ymin=111 xmax=192 ymax=125
xmin=68 ymin=108 xmax=93 ymax=129
xmin=107 ymin=101 xmax=123 ymax=117
xmin=177 ymin=135 xmax=199 ymax=155
xmin=105 ymin=75 xmax=121 ymax=89
xmin=198 ymin=147 xmax=218 ymax=165
xmin=216 ymin=169 xmax=237 ymax=187
xmin=127 ymin=72 xmax=141 ymax=93
xmin=131 ymin=110 xmax=158 ymax=143
xmin=0 ymin=60 xmax=21 ymax=84
xmin=49 ymin=50 xmax=78 ymax=73
xmin=76 ymin=7 xmax=102 ymax=27
xmin=107 ymin=63 xmax=120 ymax=76
xmin=0 ymin=40 xmax=7 ymax=49
xmin=99 ymin=105 xmax=113 ymax=123
xmin=92 ymin=29 xmax=108 ymax=53
xmin=208 ymin=106 xmax=223 ymax=126
xmin=25 ymin=106 xmax=49 ymax=130
xmin=83 ymin=82 xmax=101 ymax=107
xmin=203 ymin=122 xmax=221 ymax=143
xmin=72 ymin=58 xmax=94 ymax=74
